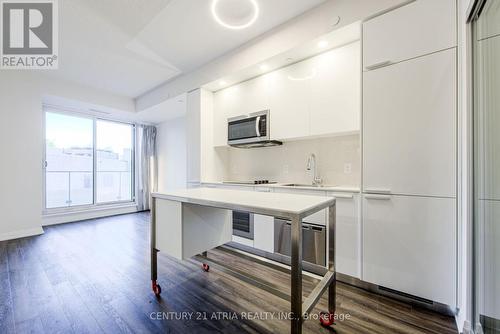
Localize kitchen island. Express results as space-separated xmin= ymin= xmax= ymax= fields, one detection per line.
xmin=150 ymin=187 xmax=336 ymax=334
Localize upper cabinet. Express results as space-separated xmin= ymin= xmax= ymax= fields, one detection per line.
xmin=363 ymin=0 xmax=456 ymax=70
xmin=267 ymin=59 xmax=312 ymax=140
xmin=363 ymin=49 xmax=457 ymax=198
xmin=309 ymin=42 xmax=360 ymax=136
xmin=213 ymin=41 xmax=361 ymax=146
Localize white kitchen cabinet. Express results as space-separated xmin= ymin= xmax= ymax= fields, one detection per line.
xmin=236 ymin=75 xmax=270 ymax=117
xmin=253 ymin=214 xmax=275 ymax=253
xmin=213 ymin=86 xmax=233 ymax=147
xmin=186 ymin=90 xmax=201 ymax=183
xmin=213 ymin=42 xmax=361 ymax=145
xmin=309 ymin=41 xmax=360 ymax=136
xmin=363 ymin=0 xmax=456 ymax=70
xmin=362 ymin=194 xmax=456 ymax=306
xmin=327 ymin=192 xmax=360 ymax=278
xmin=267 ymin=58 xmax=312 ymax=140
xmin=232 ymin=235 xmax=254 ymax=247
xmin=363 ymin=48 xmax=456 ymax=198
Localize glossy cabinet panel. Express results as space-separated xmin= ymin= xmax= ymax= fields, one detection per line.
xmin=362 ymin=194 xmax=456 ymax=306
xmin=328 ymin=192 xmax=360 ymax=278
xmin=363 ymin=0 xmax=456 ymax=69
xmin=310 ymin=41 xmax=360 ymax=136
xmin=213 ymin=42 xmax=361 ymax=145
xmin=268 ymin=59 xmax=312 ymax=140
xmin=253 ymin=214 xmax=275 ymax=253
xmin=363 ymin=49 xmax=456 ymax=197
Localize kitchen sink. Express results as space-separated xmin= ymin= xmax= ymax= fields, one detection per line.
xmin=281 ymin=183 xmax=332 ymax=188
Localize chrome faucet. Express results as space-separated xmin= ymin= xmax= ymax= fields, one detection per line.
xmin=306 ymin=153 xmax=322 ymax=186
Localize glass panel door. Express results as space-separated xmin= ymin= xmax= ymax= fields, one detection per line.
xmin=96 ymin=120 xmax=134 ymax=203
xmin=473 ymin=1 xmax=500 ymax=332
xmin=45 ymin=112 xmax=94 ymax=208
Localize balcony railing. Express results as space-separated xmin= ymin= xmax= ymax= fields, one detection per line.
xmin=46 ymin=171 xmax=132 ymax=208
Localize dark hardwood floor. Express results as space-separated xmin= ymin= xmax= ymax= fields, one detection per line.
xmin=0 ymin=212 xmax=457 ymax=334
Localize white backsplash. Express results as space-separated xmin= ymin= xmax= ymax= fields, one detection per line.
xmin=225 ymin=135 xmax=360 ymax=186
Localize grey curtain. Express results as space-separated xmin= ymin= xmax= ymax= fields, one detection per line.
xmin=137 ymin=125 xmax=157 ymax=211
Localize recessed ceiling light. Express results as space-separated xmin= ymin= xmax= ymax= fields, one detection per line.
xmin=317 ymin=40 xmax=329 ymax=48
xmin=219 ymin=80 xmax=227 ymax=86
xmin=211 ymin=0 xmax=259 ymax=30
xmin=259 ymin=64 xmax=269 ymax=71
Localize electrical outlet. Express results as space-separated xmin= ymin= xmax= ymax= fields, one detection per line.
xmin=344 ymin=163 xmax=352 ymax=174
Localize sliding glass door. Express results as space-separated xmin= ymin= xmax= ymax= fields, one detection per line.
xmin=472 ymin=1 xmax=500 ymax=333
xmin=96 ymin=120 xmax=134 ymax=203
xmin=45 ymin=112 xmax=94 ymax=208
xmin=45 ymin=110 xmax=135 ymax=209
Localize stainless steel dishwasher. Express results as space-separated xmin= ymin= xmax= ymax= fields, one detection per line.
xmin=274 ymin=218 xmax=326 ymax=267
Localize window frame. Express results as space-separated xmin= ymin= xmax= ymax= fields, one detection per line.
xmin=43 ymin=107 xmax=136 ymax=214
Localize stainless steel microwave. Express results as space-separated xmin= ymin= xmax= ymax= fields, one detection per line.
xmin=227 ymin=110 xmax=282 ymax=148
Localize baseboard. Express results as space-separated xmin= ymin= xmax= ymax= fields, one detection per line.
xmin=43 ymin=205 xmax=138 ymax=226
xmin=0 ymin=226 xmax=44 ymax=241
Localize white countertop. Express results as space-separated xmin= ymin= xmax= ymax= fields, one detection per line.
xmin=152 ymin=187 xmax=335 ymax=218
xmin=201 ymin=181 xmax=360 ymax=193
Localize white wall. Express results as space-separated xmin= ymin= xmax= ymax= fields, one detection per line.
xmin=157 ymin=117 xmax=187 ymax=191
xmin=224 ymin=135 xmax=360 ymax=186
xmin=0 ymin=71 xmax=135 ymax=241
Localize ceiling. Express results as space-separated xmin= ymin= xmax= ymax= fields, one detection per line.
xmin=45 ymin=0 xmax=327 ymax=98
xmin=203 ymin=21 xmax=361 ymax=92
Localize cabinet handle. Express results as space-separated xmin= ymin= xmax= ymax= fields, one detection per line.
xmin=255 ymin=116 xmax=261 ymax=137
xmin=330 ymin=193 xmax=354 ymax=199
xmin=364 ymin=194 xmax=391 ymax=200
xmin=364 ymin=60 xmax=392 ymax=70
xmin=364 ymin=188 xmax=391 ymax=194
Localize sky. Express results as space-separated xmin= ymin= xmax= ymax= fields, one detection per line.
xmin=46 ymin=112 xmax=133 ymax=154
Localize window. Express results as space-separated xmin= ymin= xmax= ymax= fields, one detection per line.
xmin=45 ymin=111 xmax=135 ymax=210
xmin=96 ymin=120 xmax=133 ymax=203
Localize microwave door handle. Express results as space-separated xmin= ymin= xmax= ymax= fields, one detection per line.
xmin=255 ymin=116 xmax=261 ymax=137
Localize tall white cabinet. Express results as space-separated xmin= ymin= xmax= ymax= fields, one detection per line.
xmin=362 ymin=0 xmax=457 ymax=307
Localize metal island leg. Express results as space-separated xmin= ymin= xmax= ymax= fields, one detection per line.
xmin=318 ymin=203 xmax=337 ymax=327
xmin=150 ymin=197 xmax=161 ymax=296
xmin=290 ymin=215 xmax=303 ymax=334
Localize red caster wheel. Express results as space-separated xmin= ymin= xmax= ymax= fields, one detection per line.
xmin=152 ymin=281 xmax=162 ymax=296
xmin=319 ymin=312 xmax=335 ymax=327
xmin=202 ymin=263 xmax=210 ymax=272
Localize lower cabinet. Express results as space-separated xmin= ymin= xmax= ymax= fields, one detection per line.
xmin=253 ymin=214 xmax=274 ymax=253
xmin=328 ymin=192 xmax=360 ymax=279
xmin=362 ymin=194 xmax=456 ymax=306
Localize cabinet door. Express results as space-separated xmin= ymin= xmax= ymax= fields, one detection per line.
xmin=268 ymin=59 xmax=312 ymax=140
xmin=310 ymin=41 xmax=361 ymax=136
xmin=328 ymin=192 xmax=360 ymax=278
xmin=363 ymin=49 xmax=456 ymax=197
xmin=186 ymin=90 xmax=201 ymax=182
xmin=253 ymin=214 xmax=274 ymax=253
xmin=362 ymin=194 xmax=456 ymax=306
xmin=363 ymin=0 xmax=456 ymax=69
xmin=213 ymin=88 xmax=232 ymax=147
xmin=236 ymin=75 xmax=270 ymax=117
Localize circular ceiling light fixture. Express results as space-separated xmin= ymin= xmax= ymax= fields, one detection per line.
xmin=211 ymin=0 xmax=259 ymax=30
